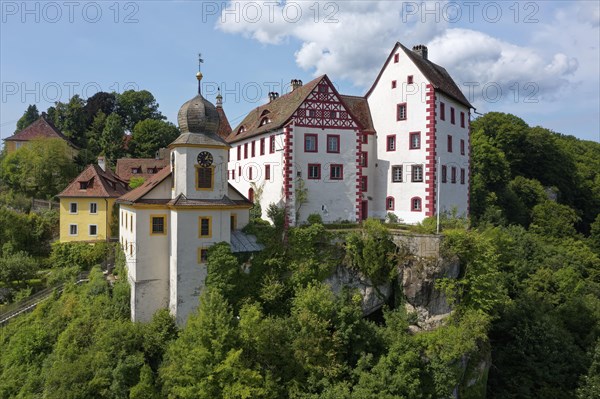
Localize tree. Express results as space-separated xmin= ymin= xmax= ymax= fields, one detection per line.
xmin=100 ymin=113 xmax=126 ymax=165
xmin=49 ymin=95 xmax=88 ymax=147
xmin=129 ymin=119 xmax=179 ymax=158
xmin=0 ymin=138 xmax=77 ymax=198
xmin=530 ymin=201 xmax=580 ymax=239
xmin=84 ymin=92 xmax=116 ymax=125
xmin=590 ymin=214 xmax=600 ymax=254
xmin=129 ymin=177 xmax=145 ymax=189
xmin=0 ymin=250 xmax=38 ymax=287
xmin=15 ymin=105 xmax=39 ymax=132
xmin=116 ymin=90 xmax=164 ymax=132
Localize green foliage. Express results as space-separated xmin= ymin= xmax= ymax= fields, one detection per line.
xmin=129 ymin=176 xmax=145 ymax=189
xmin=345 ymin=219 xmax=397 ymax=284
xmin=15 ymin=104 xmax=39 ymax=132
xmin=49 ymin=95 xmax=88 ymax=147
xmin=101 ymin=113 xmax=126 ymax=165
xmin=385 ymin=212 xmax=399 ymax=224
xmin=0 ymin=206 xmax=58 ymax=257
xmin=470 ymin=112 xmax=600 ymax=231
xmin=130 ymin=119 xmax=179 ymax=158
xmin=49 ymin=241 xmax=112 ymax=272
xmin=0 ymin=138 xmax=78 ymax=199
xmin=0 ymin=250 xmax=38 ymax=288
xmin=206 ymin=243 xmax=244 ymax=306
xmin=307 ymin=213 xmax=323 ymax=225
xmin=591 ymin=214 xmax=600 ymax=254
xmin=116 ymin=90 xmax=165 ymax=132
xmin=530 ymin=201 xmax=580 ymax=238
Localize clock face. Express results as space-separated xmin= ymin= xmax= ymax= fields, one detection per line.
xmin=197 ymin=151 xmax=213 ymax=167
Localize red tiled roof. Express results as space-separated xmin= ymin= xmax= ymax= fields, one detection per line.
xmin=366 ymin=42 xmax=473 ymax=109
xmin=339 ymin=95 xmax=375 ymax=133
xmin=116 ymin=158 xmax=169 ymax=182
xmin=117 ymin=167 xmax=172 ymax=203
xmin=225 ymin=75 xmax=324 ymax=143
xmin=216 ymin=107 xmax=232 ymax=139
xmin=4 ymin=114 xmax=78 ymax=148
xmin=58 ymin=164 xmax=129 ymax=198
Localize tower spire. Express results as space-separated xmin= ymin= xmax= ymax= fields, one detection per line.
xmin=216 ymin=87 xmax=223 ymax=108
xmin=196 ymin=53 xmax=204 ymax=95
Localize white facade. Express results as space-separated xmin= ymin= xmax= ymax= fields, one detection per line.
xmin=228 ymin=43 xmax=471 ymax=226
xmin=119 ymin=90 xmax=253 ymax=325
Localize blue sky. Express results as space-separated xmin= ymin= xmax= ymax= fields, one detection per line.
xmin=1 ymin=1 xmax=599 ymax=142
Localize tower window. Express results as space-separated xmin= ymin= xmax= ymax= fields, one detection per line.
xmin=196 ymin=166 xmax=214 ymax=190
xmin=199 ymin=217 xmax=212 ymax=238
xmin=150 ymin=215 xmax=166 ymax=235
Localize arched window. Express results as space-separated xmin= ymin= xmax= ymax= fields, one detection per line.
xmin=386 ymin=196 xmax=395 ymax=211
xmin=248 ymin=188 xmax=254 ymax=203
xmin=411 ymin=197 xmax=422 ymax=212
xmin=259 ymin=117 xmax=271 ymax=126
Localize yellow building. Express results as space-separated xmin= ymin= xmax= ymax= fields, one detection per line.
xmin=58 ymin=161 xmax=129 ymax=242
xmin=3 ymin=113 xmax=78 ymax=156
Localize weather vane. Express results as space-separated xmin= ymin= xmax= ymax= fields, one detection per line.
xmin=198 ymin=53 xmax=204 ymax=72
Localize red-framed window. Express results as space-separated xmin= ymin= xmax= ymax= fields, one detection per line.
xmin=447 ymin=135 xmax=453 ymax=153
xmin=244 ymin=143 xmax=248 ymax=159
xmin=269 ymin=135 xmax=275 ymax=154
xmin=386 ymin=196 xmax=395 ymax=211
xmin=361 ymin=176 xmax=368 ymax=192
xmin=330 ymin=164 xmax=343 ymax=180
xmin=451 ymin=166 xmax=457 ymax=183
xmin=442 ymin=165 xmax=447 ymax=183
xmin=361 ymin=133 xmax=368 ymax=144
xmin=326 ymin=134 xmax=340 ymax=153
xmin=304 ymin=134 xmax=318 ymax=152
xmin=407 ymin=75 xmax=414 ymax=84
xmin=260 ymin=138 xmax=265 ymax=155
xmin=409 ymin=131 xmax=421 ymax=149
xmin=387 ymin=135 xmax=396 ymax=151
xmin=411 ymin=197 xmax=422 ymax=212
xmin=360 ymin=151 xmax=368 ymax=167
xmin=460 ymin=168 xmax=465 ymax=184
xmin=251 ymin=140 xmax=256 ymax=157
xmin=460 ymin=112 xmax=465 ymax=128
xmin=394 ymin=53 xmax=399 ymax=63
xmin=265 ymin=164 xmax=271 ymax=181
xmin=248 ymin=166 xmax=253 ymax=181
xmin=308 ymin=163 xmax=321 ymax=179
xmin=450 ymin=107 xmax=455 ymax=124
xmin=238 ymin=166 xmax=241 ymax=177
xmin=237 ymin=146 xmax=241 ymax=160
xmin=440 ymin=102 xmax=445 ymax=121
xmin=391 ymin=80 xmax=397 ymax=89
xmin=232 ymin=168 xmax=236 ymax=180
xmin=460 ymin=139 xmax=465 ymax=155
xmin=397 ymin=103 xmax=407 ymax=121
xmin=248 ymin=188 xmax=254 ymax=202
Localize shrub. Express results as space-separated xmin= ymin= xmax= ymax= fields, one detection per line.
xmin=307 ymin=213 xmax=323 ymax=225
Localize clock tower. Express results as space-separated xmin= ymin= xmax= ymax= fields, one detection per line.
xmin=169 ymin=70 xmax=230 ymax=201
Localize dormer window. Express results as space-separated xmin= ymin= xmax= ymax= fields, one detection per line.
xmin=79 ymin=181 xmax=88 ymax=190
xmin=131 ymin=167 xmax=142 ymax=174
xmin=259 ymin=117 xmax=271 ymax=126
xmin=237 ymin=126 xmax=246 ymax=135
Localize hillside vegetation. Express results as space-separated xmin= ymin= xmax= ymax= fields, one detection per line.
xmin=0 ymin=112 xmax=599 ymax=398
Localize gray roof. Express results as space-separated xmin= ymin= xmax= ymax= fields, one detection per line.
xmin=230 ymin=230 xmax=264 ymax=253
xmin=169 ymin=132 xmax=229 ymax=148
xmin=178 ymin=93 xmax=220 ymax=134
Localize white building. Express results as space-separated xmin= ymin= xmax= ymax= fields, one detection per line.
xmin=117 ymin=73 xmax=257 ymax=325
xmin=227 ymin=42 xmax=472 ymax=225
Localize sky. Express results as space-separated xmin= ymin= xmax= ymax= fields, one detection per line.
xmin=1 ymin=0 xmax=599 ymax=142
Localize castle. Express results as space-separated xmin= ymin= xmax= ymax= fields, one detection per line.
xmin=59 ymin=42 xmax=471 ymax=324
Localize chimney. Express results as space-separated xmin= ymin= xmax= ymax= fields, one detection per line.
xmin=290 ymin=79 xmax=303 ymax=92
xmin=156 ymin=147 xmax=167 ymax=160
xmin=412 ymin=44 xmax=428 ymax=60
xmin=97 ymin=156 xmax=106 ymax=171
xmin=268 ymin=92 xmax=279 ymax=102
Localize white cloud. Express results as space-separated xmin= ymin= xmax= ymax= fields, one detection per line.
xmin=217 ymin=0 xmax=592 ymax=110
